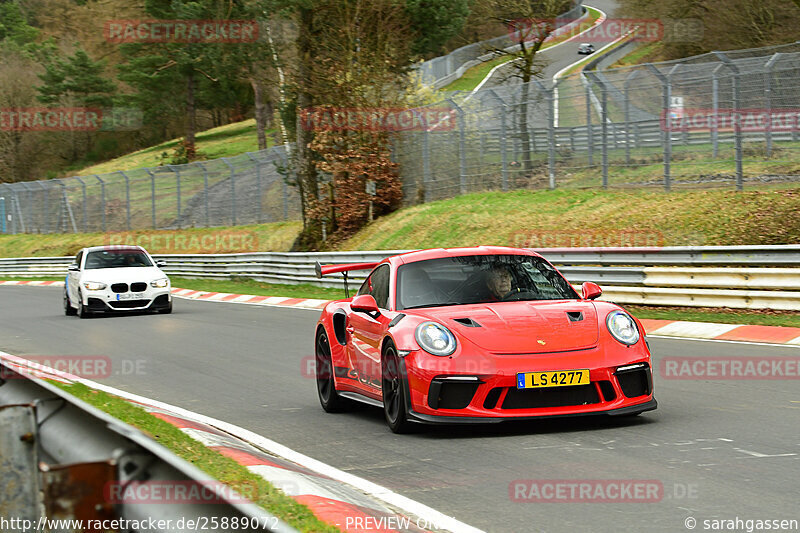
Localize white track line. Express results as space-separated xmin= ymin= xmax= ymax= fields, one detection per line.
xmin=23 ymin=366 xmax=484 ymax=533
xmin=648 ymin=335 xmax=800 ymax=349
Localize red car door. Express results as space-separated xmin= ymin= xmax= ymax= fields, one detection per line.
xmin=347 ymin=264 xmax=392 ymax=396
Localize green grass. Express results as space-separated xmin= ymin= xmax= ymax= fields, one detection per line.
xmin=0 ymin=221 xmax=302 ymax=258
xmin=340 ymin=188 xmax=800 ymax=251
xmin=441 ymin=7 xmax=602 ymax=93
xmin=626 ymin=305 xmax=800 ymax=329
xmin=51 ymin=382 xmax=340 ymax=533
xmin=171 ymin=277 xmax=345 ymax=300
xmin=71 ymin=120 xmax=275 ymax=176
xmin=609 ymin=42 xmax=663 ymax=68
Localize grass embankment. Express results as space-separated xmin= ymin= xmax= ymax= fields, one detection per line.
xmin=441 ymin=7 xmax=603 ymax=93
xmin=0 ymin=221 xmax=301 ymax=258
xmin=340 ymin=188 xmax=800 ymax=250
xmin=52 ymin=382 xmax=340 ymax=533
xmin=74 ymin=120 xmax=277 ymax=176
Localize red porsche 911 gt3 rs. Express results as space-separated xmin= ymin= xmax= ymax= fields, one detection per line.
xmin=314 ymin=246 xmax=656 ymax=433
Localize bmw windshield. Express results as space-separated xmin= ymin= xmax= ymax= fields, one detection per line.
xmin=84 ymin=249 xmax=153 ymax=269
xmin=397 ymin=254 xmax=579 ymax=310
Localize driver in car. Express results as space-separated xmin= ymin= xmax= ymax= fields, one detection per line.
xmin=487 ymin=264 xmax=514 ymax=300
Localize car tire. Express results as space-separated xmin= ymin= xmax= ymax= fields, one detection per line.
xmin=315 ymin=330 xmax=350 ymax=412
xmin=158 ymin=302 xmax=173 ymax=314
xmin=382 ymin=344 xmax=414 ymax=434
xmin=76 ymin=291 xmax=92 ymax=319
xmin=64 ymin=289 xmax=77 ymax=316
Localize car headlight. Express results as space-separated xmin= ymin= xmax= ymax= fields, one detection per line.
xmin=83 ymin=281 xmax=106 ymax=291
xmin=151 ymin=278 xmax=169 ymax=288
xmin=415 ymin=321 xmax=457 ymax=356
xmin=606 ymin=310 xmax=640 ymax=345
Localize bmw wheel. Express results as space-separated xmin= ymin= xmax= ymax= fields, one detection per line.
xmin=315 ymin=330 xmax=350 ymax=412
xmin=76 ymin=291 xmax=92 ymax=319
xmin=382 ymin=344 xmax=414 ymax=434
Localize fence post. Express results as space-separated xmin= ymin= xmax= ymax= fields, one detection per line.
xmin=145 ymin=168 xmax=157 ymax=229
xmin=194 ymin=162 xmax=209 ymax=227
xmin=587 ymin=72 xmax=609 ymax=188
xmin=222 ymin=158 xmax=236 ymax=225
xmin=74 ymin=177 xmax=88 ymax=232
xmin=535 ymin=80 xmax=557 ymax=189
xmin=58 ymin=181 xmax=77 ymax=233
xmin=624 ymin=70 xmax=639 ymax=165
xmin=714 ymin=52 xmax=743 ymax=191
xmin=167 ymin=165 xmax=182 ymax=228
xmin=118 ymin=170 xmax=131 ymax=230
xmin=764 ymin=53 xmax=781 ymax=158
xmin=645 ymin=63 xmax=671 ymax=192
xmin=411 ymin=110 xmax=432 ymax=202
xmin=246 ymin=153 xmax=263 ymax=223
xmin=712 ymin=63 xmax=723 ymax=158
xmin=484 ymin=90 xmax=509 ymax=191
xmin=583 ymin=74 xmax=594 ymax=165
xmin=447 ymin=99 xmax=467 ymax=195
xmin=0 ymin=191 xmax=5 ymax=234
xmin=94 ymin=175 xmax=106 ymax=232
xmin=39 ymin=182 xmax=49 ymax=234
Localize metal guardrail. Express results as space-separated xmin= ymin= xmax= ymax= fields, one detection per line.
xmin=1 ymin=246 xmax=800 ymax=310
xmin=0 ymin=356 xmax=295 ymax=533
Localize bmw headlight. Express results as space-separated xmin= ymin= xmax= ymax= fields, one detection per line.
xmin=415 ymin=321 xmax=457 ymax=356
xmin=151 ymin=278 xmax=169 ymax=288
xmin=83 ymin=281 xmax=106 ymax=291
xmin=606 ymin=310 xmax=640 ymax=345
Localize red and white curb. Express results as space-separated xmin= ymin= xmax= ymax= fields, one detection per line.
xmin=0 ymin=350 xmax=481 ymax=533
xmin=170 ymin=288 xmax=329 ymax=310
xmin=640 ymin=319 xmax=800 ymax=346
xmin=2 ymin=280 xmax=799 ymax=345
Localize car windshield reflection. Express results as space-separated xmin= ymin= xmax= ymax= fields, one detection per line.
xmin=84 ymin=250 xmax=153 ymax=269
xmin=396 ymin=255 xmax=579 ymax=310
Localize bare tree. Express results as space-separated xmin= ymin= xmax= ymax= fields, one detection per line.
xmin=475 ymin=0 xmax=573 ymax=175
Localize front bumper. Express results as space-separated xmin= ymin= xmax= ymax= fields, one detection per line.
xmin=83 ymin=287 xmax=172 ymax=312
xmin=407 ymin=398 xmax=658 ymax=425
xmin=400 ymin=346 xmax=656 ymax=422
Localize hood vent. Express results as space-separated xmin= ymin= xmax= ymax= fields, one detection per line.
xmin=567 ymin=311 xmax=584 ymax=322
xmin=453 ymin=317 xmax=482 ymax=327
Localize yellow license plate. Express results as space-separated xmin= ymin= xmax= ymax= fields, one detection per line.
xmin=516 ymin=369 xmax=590 ymax=389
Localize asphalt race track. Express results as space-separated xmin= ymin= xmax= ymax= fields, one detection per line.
xmin=2 ymin=286 xmax=798 ymax=532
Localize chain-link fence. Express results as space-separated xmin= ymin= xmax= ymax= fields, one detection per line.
xmin=0 ymin=145 xmax=301 ymax=234
xmin=3 ymin=42 xmax=800 ymax=234
xmin=396 ymin=42 xmax=800 ymax=202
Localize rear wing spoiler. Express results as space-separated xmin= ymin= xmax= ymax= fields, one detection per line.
xmin=314 ymin=261 xmax=380 ymax=278
xmin=314 ymin=261 xmax=380 ymax=298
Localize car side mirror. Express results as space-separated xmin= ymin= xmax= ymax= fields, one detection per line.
xmin=68 ymin=264 xmax=79 ymax=272
xmin=582 ymin=282 xmax=602 ymax=300
xmin=156 ymin=260 xmax=167 ymax=268
xmin=351 ymin=294 xmax=379 ymax=314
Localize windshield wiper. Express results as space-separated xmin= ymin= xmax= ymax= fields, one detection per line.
xmin=403 ymin=301 xmax=465 ymax=310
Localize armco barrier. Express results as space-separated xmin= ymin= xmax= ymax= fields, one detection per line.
xmin=0 ymin=356 xmax=294 ymax=533
xmin=1 ymin=246 xmax=800 ymax=310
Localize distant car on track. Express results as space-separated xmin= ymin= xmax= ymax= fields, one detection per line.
xmin=578 ymin=43 xmax=595 ymax=54
xmin=314 ymin=246 xmax=656 ymax=433
xmin=64 ymin=245 xmax=172 ymax=318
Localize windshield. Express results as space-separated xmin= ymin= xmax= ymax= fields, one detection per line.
xmin=396 ymin=254 xmax=579 ymax=310
xmin=84 ymin=249 xmax=153 ymax=269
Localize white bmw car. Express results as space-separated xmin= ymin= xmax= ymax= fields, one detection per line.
xmin=64 ymin=246 xmax=172 ymax=318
